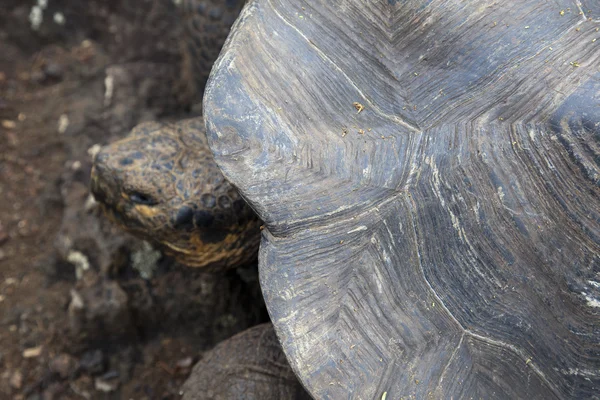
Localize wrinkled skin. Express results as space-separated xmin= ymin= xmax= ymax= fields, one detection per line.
xmin=91 ymin=118 xmax=261 ymax=269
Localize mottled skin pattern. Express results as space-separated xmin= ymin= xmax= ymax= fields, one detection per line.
xmin=91 ymin=118 xmax=261 ymax=270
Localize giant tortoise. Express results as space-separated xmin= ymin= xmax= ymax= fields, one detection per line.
xmin=201 ymin=0 xmax=600 ymax=398
xmin=91 ymin=0 xmax=600 ymax=398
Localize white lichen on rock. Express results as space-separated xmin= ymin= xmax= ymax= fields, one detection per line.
xmin=53 ymin=12 xmax=65 ymax=25
xmin=67 ymin=250 xmax=90 ymax=280
xmin=131 ymin=241 xmax=161 ymax=280
xmin=29 ymin=0 xmax=49 ymax=31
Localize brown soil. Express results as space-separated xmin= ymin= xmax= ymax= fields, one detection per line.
xmin=0 ymin=2 xmax=267 ymax=399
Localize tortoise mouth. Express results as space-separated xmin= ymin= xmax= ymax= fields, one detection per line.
xmin=90 ymin=165 xmax=122 ymax=211
xmin=90 ymin=164 xmax=143 ymax=229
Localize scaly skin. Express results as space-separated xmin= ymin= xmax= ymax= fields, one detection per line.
xmin=91 ymin=118 xmax=261 ymax=270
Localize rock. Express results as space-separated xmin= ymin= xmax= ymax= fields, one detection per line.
xmin=94 ymin=375 xmax=119 ymax=393
xmin=42 ymin=62 xmax=63 ymax=81
xmin=53 ymin=174 xmax=137 ymax=278
xmin=10 ymin=370 xmax=23 ymax=389
xmin=42 ymin=382 xmax=66 ymax=400
xmin=1 ymin=120 xmax=16 ymax=129
xmin=175 ymin=356 xmax=194 ymax=376
xmin=22 ymin=346 xmax=42 ymax=358
xmin=49 ymin=353 xmax=76 ymax=379
xmin=68 ymin=271 xmax=134 ymax=340
xmin=108 ymin=347 xmax=135 ymax=382
xmin=79 ymin=349 xmax=105 ymax=375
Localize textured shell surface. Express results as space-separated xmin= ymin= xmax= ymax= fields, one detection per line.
xmin=204 ymin=1 xmax=600 ymax=399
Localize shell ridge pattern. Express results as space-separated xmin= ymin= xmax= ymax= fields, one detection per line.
xmin=205 ymin=0 xmax=600 ymax=398
xmin=403 ymin=192 xmax=561 ymax=398
xmin=267 ymin=0 xmax=422 ymax=132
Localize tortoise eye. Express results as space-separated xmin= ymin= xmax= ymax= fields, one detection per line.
xmin=128 ymin=191 xmax=157 ymax=206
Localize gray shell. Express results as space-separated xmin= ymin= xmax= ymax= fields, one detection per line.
xmin=204 ymin=1 xmax=600 ymax=398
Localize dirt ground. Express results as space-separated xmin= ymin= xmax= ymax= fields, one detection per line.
xmin=0 ymin=1 xmax=267 ymax=399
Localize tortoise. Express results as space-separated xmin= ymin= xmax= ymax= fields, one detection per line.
xmin=201 ymin=0 xmax=600 ymax=399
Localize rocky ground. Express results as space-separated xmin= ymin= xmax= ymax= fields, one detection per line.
xmin=0 ymin=1 xmax=268 ymax=399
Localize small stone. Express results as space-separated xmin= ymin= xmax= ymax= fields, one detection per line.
xmin=43 ymin=62 xmax=63 ymax=80
xmin=49 ymin=353 xmax=76 ymax=379
xmin=176 ymin=357 xmax=194 ymax=374
xmin=84 ymin=194 xmax=97 ymax=212
xmin=2 ymin=120 xmax=16 ymax=129
xmin=95 ymin=377 xmax=118 ymax=392
xmin=57 ymin=114 xmax=69 ymax=134
xmin=176 ymin=357 xmax=193 ymax=370
xmin=53 ymin=12 xmax=65 ymax=25
xmin=79 ymin=349 xmax=105 ymax=375
xmin=101 ymin=370 xmax=119 ymax=380
xmin=42 ymin=382 xmax=66 ymax=400
xmin=10 ymin=370 xmax=23 ymax=389
xmin=23 ymin=346 xmax=43 ymax=358
xmin=69 ymin=289 xmax=84 ymax=310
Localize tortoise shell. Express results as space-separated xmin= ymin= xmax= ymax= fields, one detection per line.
xmin=204 ymin=0 xmax=600 ymax=398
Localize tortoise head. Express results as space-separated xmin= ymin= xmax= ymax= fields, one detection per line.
xmin=90 ymin=118 xmax=260 ymax=269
